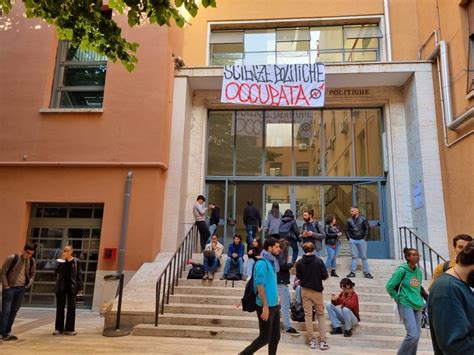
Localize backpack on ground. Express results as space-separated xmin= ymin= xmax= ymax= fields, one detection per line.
xmin=226 ymin=259 xmax=241 ymax=281
xmin=241 ymin=260 xmax=267 ymax=312
xmin=187 ymin=262 xmax=205 ymax=279
xmin=290 ymin=300 xmax=316 ymax=322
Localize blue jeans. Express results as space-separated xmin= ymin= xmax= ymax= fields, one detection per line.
xmin=350 ymin=239 xmax=370 ymax=273
xmin=325 ymin=302 xmax=358 ymax=330
xmin=289 ymin=239 xmax=299 ymax=263
xmin=397 ymin=304 xmax=422 ymax=355
xmin=246 ymin=258 xmax=255 ymax=280
xmin=203 ymin=256 xmax=220 ymax=273
xmin=208 ymin=224 xmax=218 ymax=239
xmin=1 ymin=287 xmax=26 ymax=336
xmin=325 ymin=242 xmax=341 ymax=270
xmin=223 ymin=257 xmax=243 ymax=275
xmin=277 ymin=284 xmax=291 ymax=330
xmin=246 ymin=225 xmax=258 ymax=246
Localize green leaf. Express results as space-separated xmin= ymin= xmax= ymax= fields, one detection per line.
xmin=175 ymin=0 xmax=183 ymax=7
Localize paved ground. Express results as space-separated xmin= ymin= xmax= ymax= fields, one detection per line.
xmin=0 ymin=308 xmax=433 ymax=354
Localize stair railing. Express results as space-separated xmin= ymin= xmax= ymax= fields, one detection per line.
xmin=398 ymin=226 xmax=447 ymax=280
xmin=155 ymin=224 xmax=198 ymax=326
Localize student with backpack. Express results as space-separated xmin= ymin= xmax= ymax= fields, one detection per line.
xmin=386 ymin=248 xmax=424 ymax=355
xmin=279 ymin=209 xmax=301 ymax=263
xmin=300 ymin=210 xmax=325 ymax=256
xmin=221 ymin=235 xmax=245 ymax=281
xmin=0 ymin=243 xmax=36 ymax=341
xmin=240 ymin=238 xmax=281 ymax=355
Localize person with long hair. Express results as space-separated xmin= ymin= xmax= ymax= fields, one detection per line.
xmin=386 ymin=248 xmax=423 ymax=355
xmin=325 ymin=278 xmax=360 ymax=337
xmin=324 ymin=214 xmax=343 ymax=277
xmin=245 ymin=238 xmax=263 ymax=280
xmin=279 ymin=209 xmax=301 ymax=263
xmin=263 ymin=202 xmax=282 ymax=239
xmin=54 ymin=245 xmax=83 ymax=336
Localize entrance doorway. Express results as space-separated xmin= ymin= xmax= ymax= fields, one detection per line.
xmin=207 ymin=181 xmax=388 ymax=258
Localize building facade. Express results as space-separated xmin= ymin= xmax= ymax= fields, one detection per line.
xmin=0 ymin=0 xmax=473 ymax=309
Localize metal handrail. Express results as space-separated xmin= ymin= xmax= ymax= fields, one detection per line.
xmin=155 ymin=224 xmax=198 ymax=326
xmin=398 ymin=226 xmax=447 ymax=280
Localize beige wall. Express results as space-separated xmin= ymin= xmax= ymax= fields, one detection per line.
xmin=416 ymin=0 xmax=474 ymax=254
xmin=0 ymin=3 xmax=184 ymax=271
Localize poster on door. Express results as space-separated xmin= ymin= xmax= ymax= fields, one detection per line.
xmin=221 ymin=63 xmax=325 ymax=107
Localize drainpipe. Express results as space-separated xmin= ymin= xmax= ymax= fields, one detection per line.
xmin=117 ymin=171 xmax=133 ymax=275
xmin=425 ymin=40 xmax=474 ymax=146
xmin=384 ymin=0 xmax=392 ymax=61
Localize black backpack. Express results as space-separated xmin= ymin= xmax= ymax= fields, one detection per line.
xmin=241 ymin=260 xmax=268 ymax=312
xmin=290 ymin=300 xmax=316 ymax=322
xmin=187 ymin=262 xmax=205 ymax=279
xmin=226 ymin=259 xmax=241 ymax=281
xmin=279 ymin=221 xmax=293 ymax=239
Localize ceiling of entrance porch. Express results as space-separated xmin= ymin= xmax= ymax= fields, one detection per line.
xmin=176 ymin=62 xmax=429 ymax=90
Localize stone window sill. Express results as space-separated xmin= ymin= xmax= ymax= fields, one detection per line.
xmin=39 ymin=108 xmax=103 ymax=113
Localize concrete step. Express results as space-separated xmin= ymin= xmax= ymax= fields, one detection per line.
xmin=168 ymin=294 xmax=396 ymax=313
xmin=173 ymin=286 xmax=392 ymax=302
xmin=132 ymin=324 xmax=434 ymax=351
xmin=163 ymin=304 xmax=399 ymax=323
xmin=153 ymin=313 xmax=430 ymax=338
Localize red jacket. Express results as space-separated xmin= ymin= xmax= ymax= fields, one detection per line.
xmin=332 ymin=291 xmax=360 ymax=321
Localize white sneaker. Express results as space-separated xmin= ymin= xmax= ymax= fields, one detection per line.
xmin=319 ymin=341 xmax=330 ymax=350
xmin=309 ymin=339 xmax=317 ymax=349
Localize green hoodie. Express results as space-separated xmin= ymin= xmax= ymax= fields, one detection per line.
xmin=385 ymin=263 xmax=424 ymax=311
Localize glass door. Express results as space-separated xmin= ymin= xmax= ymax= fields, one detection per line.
xmin=353 ymin=181 xmax=388 ymax=258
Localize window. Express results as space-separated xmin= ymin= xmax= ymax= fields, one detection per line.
xmin=51 ymin=41 xmax=107 ymax=108
xmin=210 ymin=24 xmax=381 ymax=65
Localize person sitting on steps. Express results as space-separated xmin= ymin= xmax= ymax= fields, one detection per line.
xmin=202 ymin=234 xmax=223 ymax=280
xmin=325 ymin=278 xmax=360 ymax=337
xmin=221 ymin=235 xmax=245 ymax=280
xmin=245 ymin=238 xmax=262 ymax=281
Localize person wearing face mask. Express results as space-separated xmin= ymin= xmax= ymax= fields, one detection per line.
xmin=428 ymin=241 xmax=474 ymax=355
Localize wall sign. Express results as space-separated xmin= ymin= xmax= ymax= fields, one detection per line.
xmin=412 ymin=180 xmax=424 ymax=210
xmin=327 ymin=88 xmax=371 ymax=97
xmin=221 ymin=64 xmax=325 ymax=107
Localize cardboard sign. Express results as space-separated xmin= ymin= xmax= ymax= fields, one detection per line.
xmin=221 ymin=64 xmax=325 ymax=107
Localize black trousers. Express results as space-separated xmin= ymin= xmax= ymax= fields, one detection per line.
xmin=55 ymin=291 xmax=76 ymax=332
xmin=241 ymin=306 xmax=281 ymax=355
xmin=196 ymin=221 xmax=210 ymax=251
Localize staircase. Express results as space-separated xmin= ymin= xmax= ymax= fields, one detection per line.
xmin=130 ymin=254 xmax=433 ymax=352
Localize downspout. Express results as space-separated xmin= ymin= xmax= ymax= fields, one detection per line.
xmin=384 ymin=0 xmax=392 ymax=61
xmin=424 ymin=40 xmax=474 ymax=146
xmin=117 ymin=171 xmax=133 ymax=275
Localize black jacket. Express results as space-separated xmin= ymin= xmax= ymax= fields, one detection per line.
xmin=243 ymin=205 xmax=262 ymax=227
xmin=209 ymin=207 xmax=220 ymax=226
xmin=247 ymin=246 xmax=262 ymax=260
xmin=346 ymin=215 xmax=370 ymax=240
xmin=324 ymin=224 xmax=340 ymax=245
xmin=279 ymin=216 xmax=301 ymax=242
xmin=296 ymin=254 xmax=328 ymax=292
xmin=55 ymin=257 xmax=83 ymax=294
xmin=276 ymin=250 xmax=293 ymax=285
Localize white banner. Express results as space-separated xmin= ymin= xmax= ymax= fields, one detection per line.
xmin=221 ymin=64 xmax=325 ymax=107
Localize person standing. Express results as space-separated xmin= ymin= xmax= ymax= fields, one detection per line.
xmin=208 ymin=202 xmax=220 ymax=240
xmin=243 ymin=200 xmax=262 ymax=250
xmin=276 ymin=239 xmax=300 ymax=337
xmin=263 ymin=202 xmax=282 ymax=239
xmin=430 ymin=234 xmax=472 ymax=286
xmin=0 ymin=243 xmax=36 ymax=341
xmin=240 ymin=238 xmax=281 ymax=355
xmin=193 ymin=195 xmax=210 ymax=251
xmin=386 ymin=248 xmax=423 ymax=355
xmin=325 ymin=214 xmax=343 ymax=277
xmin=296 ymin=242 xmax=330 ymax=351
xmin=279 ymin=209 xmax=301 ymax=263
xmin=325 ymin=278 xmax=360 ymax=337
xmin=300 ymin=210 xmax=325 ymax=256
xmin=345 ymin=206 xmax=373 ymax=279
xmin=428 ymin=241 xmax=474 ymax=355
xmin=202 ymin=234 xmax=224 ymax=280
xmin=54 ymin=245 xmax=83 ymax=336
